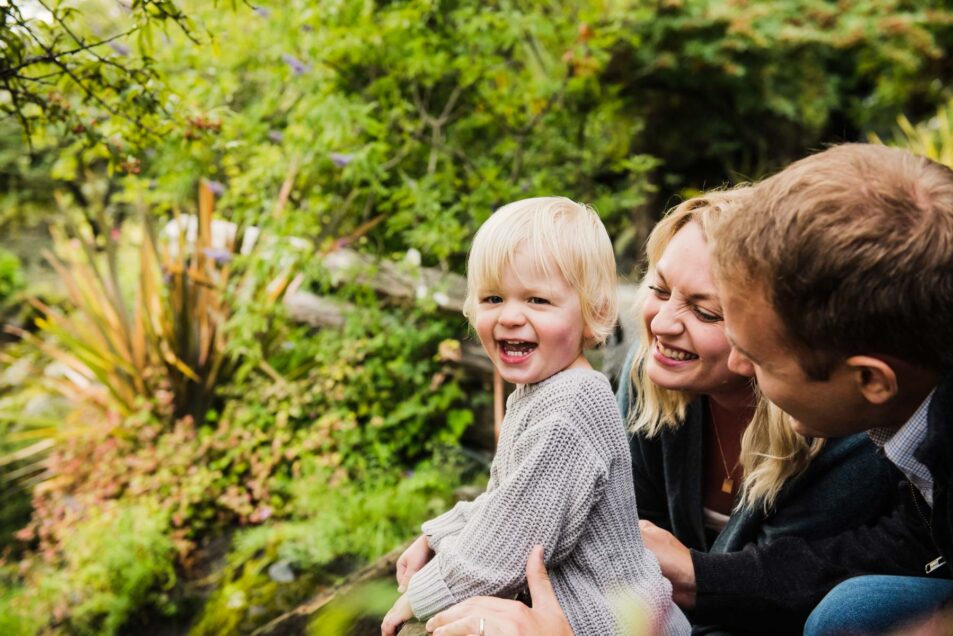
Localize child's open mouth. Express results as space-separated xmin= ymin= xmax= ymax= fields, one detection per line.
xmin=498 ymin=340 xmax=537 ymax=362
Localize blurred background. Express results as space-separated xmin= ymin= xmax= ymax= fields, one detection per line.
xmin=1 ymin=0 xmax=951 ymax=633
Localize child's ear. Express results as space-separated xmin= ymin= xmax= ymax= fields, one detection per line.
xmin=845 ymin=355 xmax=898 ymax=405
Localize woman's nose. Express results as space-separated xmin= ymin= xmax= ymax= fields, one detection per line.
xmin=650 ymin=300 xmax=684 ymax=336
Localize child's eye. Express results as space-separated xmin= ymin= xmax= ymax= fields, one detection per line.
xmin=693 ymin=306 xmax=722 ymax=323
xmin=648 ymin=285 xmax=670 ymax=300
xmin=481 ymin=295 xmax=502 ymax=304
xmin=528 ymin=297 xmax=550 ymax=305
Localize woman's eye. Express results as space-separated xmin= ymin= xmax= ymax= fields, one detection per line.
xmin=481 ymin=295 xmax=502 ymax=304
xmin=528 ymin=297 xmax=550 ymax=305
xmin=648 ymin=285 xmax=670 ymax=299
xmin=693 ymin=307 xmax=722 ymax=323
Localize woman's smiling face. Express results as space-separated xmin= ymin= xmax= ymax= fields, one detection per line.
xmin=641 ymin=221 xmax=752 ymax=397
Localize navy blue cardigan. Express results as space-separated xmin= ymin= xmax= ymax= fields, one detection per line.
xmin=617 ymin=350 xmax=902 ymax=634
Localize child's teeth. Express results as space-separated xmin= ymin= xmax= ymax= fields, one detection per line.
xmin=501 ymin=341 xmax=535 ymax=357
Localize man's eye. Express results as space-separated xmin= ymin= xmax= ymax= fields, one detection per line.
xmin=481 ymin=295 xmax=502 ymax=304
xmin=528 ymin=297 xmax=550 ymax=305
xmin=693 ymin=307 xmax=722 ymax=323
xmin=648 ymin=285 xmax=670 ymax=299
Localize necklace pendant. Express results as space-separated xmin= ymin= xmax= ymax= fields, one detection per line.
xmin=721 ymin=477 xmax=734 ymax=494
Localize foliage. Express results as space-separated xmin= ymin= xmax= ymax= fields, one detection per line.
xmin=307 ymin=579 xmax=399 ymax=636
xmin=192 ymin=454 xmax=476 ymax=635
xmin=0 ymin=0 xmax=193 ymax=149
xmin=0 ymin=501 xmax=177 ymax=636
xmin=0 ymin=347 xmax=70 ymax=550
xmin=229 ymin=305 xmax=475 ymax=472
xmin=9 ymin=179 xmax=300 ymax=428
xmin=605 ymin=0 xmax=953 ymax=184
xmin=0 ymin=247 xmax=23 ymax=305
xmin=15 ymin=301 xmax=471 ymax=558
xmin=7 ymin=0 xmax=952 ymax=254
xmin=874 ymin=96 xmax=953 ymax=169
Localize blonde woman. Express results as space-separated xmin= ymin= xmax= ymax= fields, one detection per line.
xmin=424 ymin=192 xmax=900 ymax=636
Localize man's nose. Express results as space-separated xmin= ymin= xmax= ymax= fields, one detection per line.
xmin=727 ymin=347 xmax=755 ymax=377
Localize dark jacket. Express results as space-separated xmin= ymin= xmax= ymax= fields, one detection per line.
xmin=617 ymin=353 xmax=903 ymax=634
xmin=690 ymin=372 xmax=953 ymax=632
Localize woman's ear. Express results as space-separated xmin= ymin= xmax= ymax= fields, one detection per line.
xmin=845 ymin=356 xmax=898 ymax=405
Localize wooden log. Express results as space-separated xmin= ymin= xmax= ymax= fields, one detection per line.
xmin=324 ymin=248 xmax=466 ymax=312
xmin=397 ymin=621 xmax=429 ymax=636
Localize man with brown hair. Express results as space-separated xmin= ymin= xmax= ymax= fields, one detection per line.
xmin=702 ymin=142 xmax=953 ymax=634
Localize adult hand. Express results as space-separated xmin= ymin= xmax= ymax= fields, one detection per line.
xmin=397 ymin=534 xmax=433 ymax=593
xmin=640 ymin=519 xmax=697 ymax=609
xmin=424 ymin=545 xmax=573 ymax=636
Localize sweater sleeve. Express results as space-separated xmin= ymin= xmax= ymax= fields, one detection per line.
xmin=691 ymin=498 xmax=938 ymax=630
xmin=422 ymin=492 xmax=490 ymax=552
xmin=406 ymin=417 xmax=607 ymax=619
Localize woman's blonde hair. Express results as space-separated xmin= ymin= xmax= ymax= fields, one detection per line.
xmin=463 ymin=197 xmax=618 ymax=346
xmin=627 ymin=189 xmax=825 ymax=512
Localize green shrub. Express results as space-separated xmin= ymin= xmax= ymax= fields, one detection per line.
xmin=1 ymin=502 xmax=177 ymax=635
xmin=0 ymin=248 xmax=23 ymax=306
xmin=191 ymin=454 xmax=478 ymax=635
xmin=874 ymin=97 xmax=953 ymax=169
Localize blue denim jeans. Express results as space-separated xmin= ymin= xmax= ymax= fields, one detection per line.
xmin=804 ymin=575 xmax=953 ymax=635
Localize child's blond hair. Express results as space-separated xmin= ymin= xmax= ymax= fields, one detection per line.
xmin=462 ymin=197 xmax=618 ymax=346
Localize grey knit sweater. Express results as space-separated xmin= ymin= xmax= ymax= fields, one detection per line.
xmin=407 ymin=368 xmax=690 ymax=635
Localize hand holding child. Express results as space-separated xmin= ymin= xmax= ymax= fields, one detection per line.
xmin=639 ymin=519 xmax=697 ymax=608
xmin=424 ymin=546 xmax=573 ymax=636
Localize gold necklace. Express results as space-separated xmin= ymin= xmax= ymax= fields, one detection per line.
xmin=710 ymin=417 xmax=737 ymax=494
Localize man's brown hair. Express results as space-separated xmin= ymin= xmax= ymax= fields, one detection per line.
xmin=712 ymin=143 xmax=953 ymax=379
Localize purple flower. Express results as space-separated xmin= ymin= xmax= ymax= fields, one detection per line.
xmin=329 ymin=152 xmax=354 ymax=168
xmin=267 ymin=130 xmax=284 ymax=143
xmin=281 ymin=53 xmax=311 ymax=75
xmin=109 ymin=42 xmax=131 ymax=57
xmin=205 ymin=180 xmax=226 ymax=195
xmin=202 ymin=247 xmax=234 ymax=265
xmin=253 ymin=6 xmax=271 ymax=18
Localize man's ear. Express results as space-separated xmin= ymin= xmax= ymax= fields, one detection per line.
xmin=845 ymin=356 xmax=898 ymax=405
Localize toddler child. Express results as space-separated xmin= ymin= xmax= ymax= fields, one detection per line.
xmin=381 ymin=197 xmax=689 ymax=635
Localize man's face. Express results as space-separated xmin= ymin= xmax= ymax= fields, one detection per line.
xmin=719 ymin=283 xmax=873 ymax=438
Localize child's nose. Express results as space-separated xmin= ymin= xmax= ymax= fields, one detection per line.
xmin=498 ymin=301 xmax=526 ymax=326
